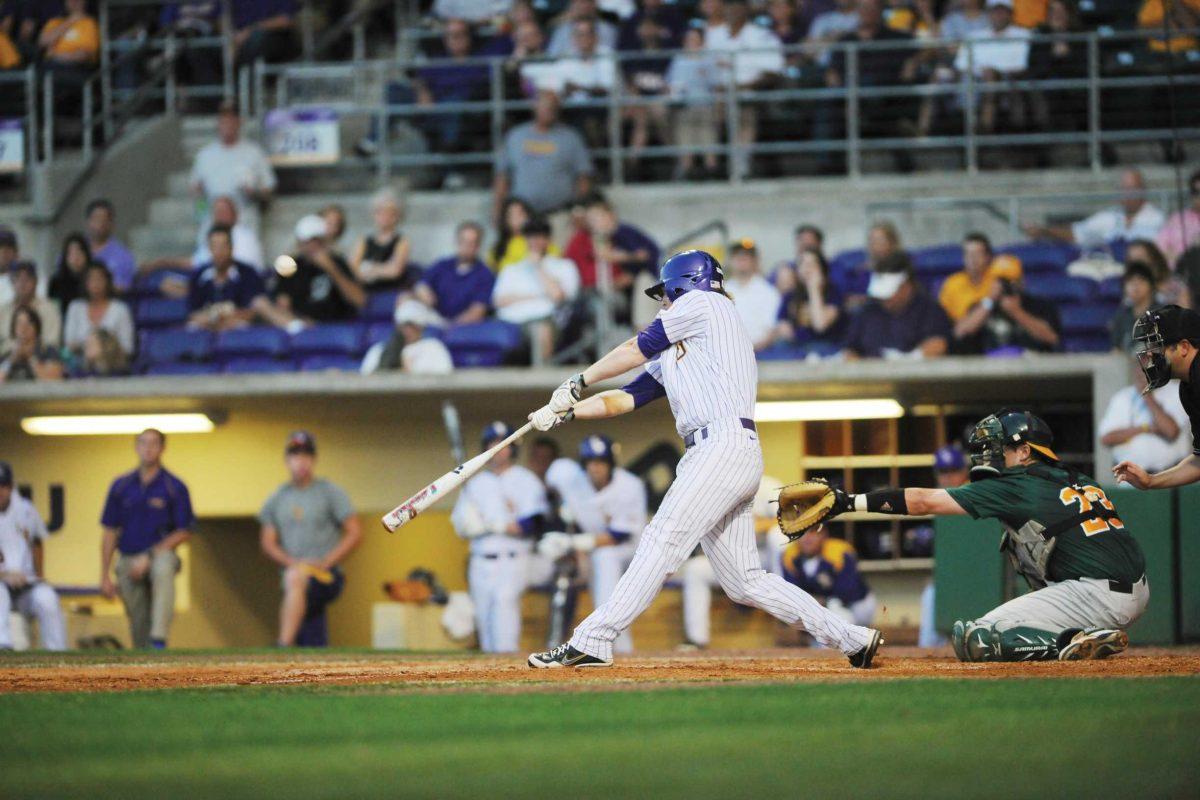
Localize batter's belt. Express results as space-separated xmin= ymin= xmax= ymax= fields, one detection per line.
xmin=683 ymin=418 xmax=756 ymax=449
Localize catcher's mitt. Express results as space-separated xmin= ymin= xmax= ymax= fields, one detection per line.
xmin=775 ymin=478 xmax=851 ymax=541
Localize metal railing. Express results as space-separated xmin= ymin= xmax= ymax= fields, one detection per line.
xmin=249 ymin=28 xmax=1200 ymax=185
xmin=0 ymin=68 xmax=39 ymax=183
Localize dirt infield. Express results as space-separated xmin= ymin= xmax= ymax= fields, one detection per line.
xmin=2 ymin=647 xmax=1198 ymax=694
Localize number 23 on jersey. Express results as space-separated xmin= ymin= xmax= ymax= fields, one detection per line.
xmin=1059 ymin=485 xmax=1125 ymax=535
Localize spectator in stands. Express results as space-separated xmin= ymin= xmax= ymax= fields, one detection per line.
xmin=806 ymin=0 xmax=859 ymax=66
xmin=506 ymin=17 xmax=550 ymax=99
xmin=63 ymin=262 xmax=134 ymax=359
xmin=956 ymin=272 xmax=1061 ymax=355
xmin=912 ymin=0 xmax=989 ymax=138
xmin=618 ymin=0 xmax=684 ymax=50
xmin=1110 ymin=262 xmax=1159 ymax=354
xmin=38 ymin=0 xmax=98 ymax=86
xmin=259 ymin=431 xmax=361 ymax=648
xmin=259 ymin=215 xmax=366 ymax=331
xmin=542 ymin=19 xmax=616 ymax=146
xmin=185 ymin=225 xmax=267 ymax=332
xmin=158 ymin=2 xmax=223 ymax=99
xmin=1026 ymin=0 xmax=1086 ymax=138
xmin=547 ymin=0 xmax=617 ymax=57
xmin=433 ymin=0 xmax=513 ymax=23
xmin=321 ymin=204 xmax=347 ymax=255
xmin=232 ymin=0 xmax=298 ymax=69
xmin=774 ymin=248 xmax=843 ymax=349
xmin=666 ymin=24 xmax=722 ymax=181
xmin=954 ymin=0 xmax=1032 ymax=135
xmin=768 ymin=0 xmax=804 ymax=44
xmin=416 ymin=222 xmax=494 ymax=325
xmin=621 ymin=17 xmax=672 ymax=178
xmin=415 ymin=19 xmax=492 ymax=156
xmin=842 ymin=253 xmax=951 ymax=359
xmin=771 ymin=223 xmax=826 ymax=294
xmin=0 ymin=5 xmax=22 ymax=69
xmin=707 ymin=0 xmax=785 ymax=180
xmin=491 ymin=197 xmax=562 ymax=270
xmin=1126 ymin=239 xmax=1171 ymax=285
xmin=190 ymin=101 xmax=277 ymax=237
xmin=1158 ymin=168 xmax=1200 ymax=268
xmin=74 ymin=328 xmax=129 ymax=377
xmin=142 ymin=195 xmax=266 ymax=279
xmin=939 ymin=0 xmax=989 ymax=39
xmin=578 ymin=194 xmax=660 ymax=294
xmin=0 ymin=261 xmax=61 ymax=353
xmin=48 ymin=232 xmax=91 ymax=317
xmin=361 ymin=298 xmax=455 ymax=375
xmin=1 ymin=305 xmax=63 ymax=382
xmin=1022 ymin=169 xmax=1166 ymax=250
xmin=815 ymin=0 xmax=916 ymax=174
xmin=349 ymin=189 xmax=416 ymax=293
xmin=493 ymin=217 xmax=581 ymax=359
xmin=1138 ymin=0 xmax=1200 ymax=54
xmin=84 ymin=199 xmax=137 ymax=293
xmin=940 ymin=232 xmax=1023 ymax=325
xmin=782 ymin=523 xmax=877 ymax=628
xmin=725 ymin=239 xmax=782 ymax=352
xmin=1099 ymin=355 xmax=1193 ymax=477
xmin=494 ymin=90 xmax=594 ymax=216
xmin=0 ymin=227 xmax=16 ymax=307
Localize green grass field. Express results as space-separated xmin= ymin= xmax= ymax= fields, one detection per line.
xmin=3 ymin=675 xmax=1199 ymax=799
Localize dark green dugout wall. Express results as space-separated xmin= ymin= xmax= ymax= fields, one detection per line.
xmin=934 ymin=486 xmax=1199 ymax=645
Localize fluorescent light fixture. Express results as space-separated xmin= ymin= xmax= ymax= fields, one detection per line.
xmin=754 ymin=399 xmax=904 ymax=422
xmin=21 ymin=413 xmax=216 ymax=436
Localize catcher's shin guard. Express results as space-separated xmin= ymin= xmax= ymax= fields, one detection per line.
xmin=953 ymin=620 xmax=1061 ymax=662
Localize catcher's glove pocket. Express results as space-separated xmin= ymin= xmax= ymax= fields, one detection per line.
xmin=776 ymin=478 xmax=848 ymax=541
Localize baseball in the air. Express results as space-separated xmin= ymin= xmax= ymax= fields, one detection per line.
xmin=274 ymin=254 xmax=297 ymax=277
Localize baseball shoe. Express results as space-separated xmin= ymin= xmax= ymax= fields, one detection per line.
xmin=951 ymin=620 xmax=968 ymax=661
xmin=528 ymin=642 xmax=612 ymax=669
xmin=675 ymin=640 xmax=706 ymax=653
xmin=848 ymin=629 xmax=883 ymax=669
xmin=1058 ymin=628 xmax=1128 ymax=661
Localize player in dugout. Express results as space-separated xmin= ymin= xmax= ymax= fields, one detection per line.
xmin=1113 ymin=305 xmax=1200 ymax=490
xmin=784 ymin=409 xmax=1147 ymax=662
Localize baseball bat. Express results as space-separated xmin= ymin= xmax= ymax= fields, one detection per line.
xmin=380 ymin=420 xmax=535 ymax=533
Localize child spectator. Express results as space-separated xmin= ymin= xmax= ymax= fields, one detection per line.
xmin=63 ymin=261 xmax=134 ymax=357
xmin=186 ymin=225 xmax=267 ymax=332
xmin=74 ymin=328 xmax=130 ymax=378
xmin=0 ymin=306 xmax=64 ymax=383
xmin=349 ymin=189 xmax=417 ymax=293
xmin=666 ymin=25 xmax=721 ymax=181
xmin=415 ymin=222 xmax=495 ymax=325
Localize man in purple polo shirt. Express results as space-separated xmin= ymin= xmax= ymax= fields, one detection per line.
xmin=232 ymin=0 xmax=298 ymax=68
xmin=85 ymin=199 xmax=137 ymax=293
xmin=186 ymin=225 xmax=267 ymax=331
xmin=99 ymin=428 xmax=194 ymax=649
xmin=415 ymin=221 xmax=495 ymax=325
xmin=842 ymin=253 xmax=951 ymax=360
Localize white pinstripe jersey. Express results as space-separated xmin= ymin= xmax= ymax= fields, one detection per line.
xmin=452 ymin=465 xmax=549 ymax=555
xmin=0 ymin=494 xmax=49 ymax=582
xmin=644 ymin=290 xmax=758 ymax=438
xmin=565 ymin=467 xmax=648 ymax=542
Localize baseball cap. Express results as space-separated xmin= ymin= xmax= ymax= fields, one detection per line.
xmin=0 ymin=227 xmax=16 ymax=249
xmin=285 ymin=430 xmax=317 ymax=455
xmin=294 ymin=214 xmax=328 ymax=242
xmin=730 ymin=237 xmax=758 ymax=255
xmin=933 ymin=445 xmax=966 ymax=471
xmin=1152 ymin=305 xmax=1200 ymax=345
xmin=393 ymin=298 xmax=440 ymax=328
xmin=867 ymin=252 xmax=912 ymax=300
xmin=0 ymin=461 xmax=12 ymax=486
xmin=481 ymin=420 xmax=513 ymax=448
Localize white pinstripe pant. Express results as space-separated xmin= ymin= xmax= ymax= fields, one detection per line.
xmin=570 ymin=422 xmax=875 ymax=661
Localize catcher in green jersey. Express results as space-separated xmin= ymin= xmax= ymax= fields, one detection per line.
xmin=806 ymin=409 xmax=1148 ymax=662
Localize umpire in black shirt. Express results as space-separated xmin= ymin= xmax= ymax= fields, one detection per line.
xmin=1114 ymin=305 xmax=1200 ymax=489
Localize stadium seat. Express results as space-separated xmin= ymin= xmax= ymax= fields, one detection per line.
xmin=1063 ymin=334 xmax=1111 ymax=353
xmin=1096 ymin=277 xmax=1123 ymax=303
xmin=299 ymin=354 xmax=361 ymax=372
xmin=365 ymin=321 xmax=396 ymax=348
xmin=440 ymin=319 xmax=522 ymax=352
xmin=1060 ymin=303 xmax=1117 ymax=335
xmin=363 ymin=290 xmax=400 ymax=322
xmin=143 ymin=361 xmax=221 ymax=376
xmin=139 ymin=329 xmax=214 ymax=365
xmin=1024 ymin=274 xmax=1094 ymax=303
xmin=222 ymin=358 xmax=296 ymax=374
xmin=135 ymin=297 xmax=190 ymax=328
xmin=449 ymin=349 xmax=505 ymax=368
xmin=997 ymin=242 xmax=1080 ymax=273
xmin=828 ymin=248 xmax=869 ymax=294
xmin=290 ymin=324 xmax=364 ymax=356
xmin=133 ymin=269 xmax=190 ymax=299
xmin=215 ymin=326 xmax=290 ymax=359
xmin=910 ymin=244 xmax=963 ymax=277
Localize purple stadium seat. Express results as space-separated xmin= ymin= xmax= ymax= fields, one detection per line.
xmin=215 ymin=326 xmax=290 ymax=359
xmin=135 ymin=297 xmax=190 ymax=328
xmin=133 ymin=269 xmax=191 ymax=299
xmin=910 ymin=244 xmax=963 ymax=276
xmin=139 ymin=329 xmax=213 ymax=364
xmin=144 ymin=361 xmax=221 ymax=376
xmin=223 ymin=358 xmax=295 ymax=374
xmin=1024 ymin=274 xmax=1094 ymax=303
xmin=1097 ymin=277 xmax=1123 ymax=303
xmin=365 ymin=321 xmax=396 ymax=348
xmin=290 ymin=323 xmax=364 ymax=356
xmin=364 ymin=290 xmax=400 ymax=322
xmin=997 ymin=242 xmax=1080 ymax=272
xmin=1063 ymin=334 xmax=1111 ymax=353
xmin=440 ymin=319 xmax=522 ymax=352
xmin=1060 ymin=303 xmax=1117 ymax=335
xmin=299 ymin=354 xmax=361 ymax=372
xmin=450 ymin=349 xmax=504 ymax=368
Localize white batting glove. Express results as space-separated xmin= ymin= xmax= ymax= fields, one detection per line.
xmin=569 ymin=532 xmax=598 ymax=554
xmin=537 ymin=531 xmax=574 ymax=561
xmin=549 ymin=372 xmax=586 ymax=413
xmin=529 ymin=404 xmax=570 ymax=432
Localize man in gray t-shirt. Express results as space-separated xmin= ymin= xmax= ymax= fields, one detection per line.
xmin=259 ymin=431 xmax=361 ymax=647
xmin=494 ymin=90 xmax=594 ymax=216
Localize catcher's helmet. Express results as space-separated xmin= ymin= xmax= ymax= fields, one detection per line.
xmin=1133 ymin=305 xmax=1200 ymax=392
xmin=481 ymin=420 xmax=515 ymax=453
xmin=578 ymin=434 xmax=615 ymax=464
xmin=645 ymin=249 xmax=725 ymax=302
xmin=967 ymin=408 xmax=1057 ymax=481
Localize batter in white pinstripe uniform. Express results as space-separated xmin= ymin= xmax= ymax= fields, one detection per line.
xmin=527 ymin=250 xmax=884 ymax=668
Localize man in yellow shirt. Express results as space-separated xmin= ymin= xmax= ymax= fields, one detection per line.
xmin=1139 ymin=0 xmax=1200 ymax=52
xmin=939 ymin=232 xmax=1023 ymax=322
xmin=38 ymin=0 xmax=99 ymax=67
